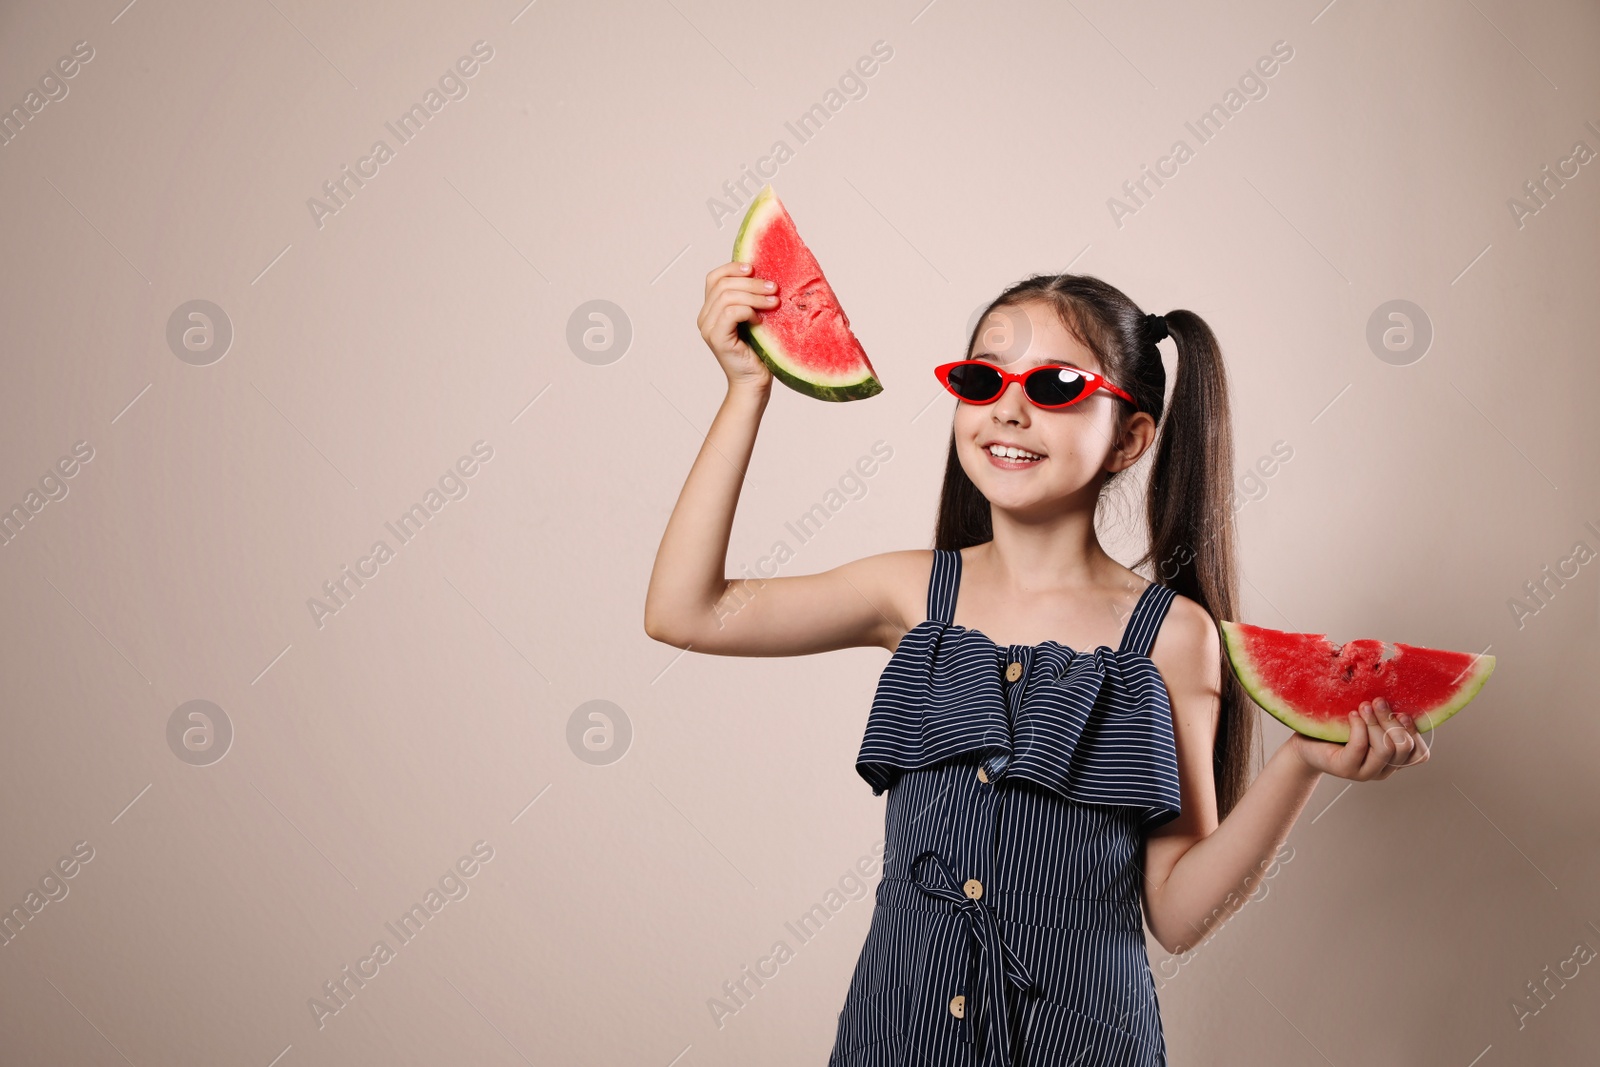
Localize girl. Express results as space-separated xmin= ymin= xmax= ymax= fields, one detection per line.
xmin=645 ymin=263 xmax=1430 ymax=1066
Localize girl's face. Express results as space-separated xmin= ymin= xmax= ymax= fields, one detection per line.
xmin=953 ymin=300 xmax=1149 ymax=514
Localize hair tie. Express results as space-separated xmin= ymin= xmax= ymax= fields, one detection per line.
xmin=1144 ymin=312 xmax=1169 ymax=345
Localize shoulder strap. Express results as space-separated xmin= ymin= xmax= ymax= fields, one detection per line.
xmin=1118 ymin=582 xmax=1177 ymax=657
xmin=926 ymin=548 xmax=961 ymax=625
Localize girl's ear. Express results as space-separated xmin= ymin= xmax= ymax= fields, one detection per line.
xmin=1107 ymin=411 xmax=1157 ymax=473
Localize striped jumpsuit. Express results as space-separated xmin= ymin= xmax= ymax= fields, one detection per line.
xmin=828 ymin=547 xmax=1182 ymax=1067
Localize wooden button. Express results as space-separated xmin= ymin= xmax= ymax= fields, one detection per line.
xmin=1004 ymin=661 xmax=1023 ymax=682
xmin=976 ymin=765 xmax=989 ymax=783
xmin=949 ymin=994 xmax=965 ymax=1018
xmin=963 ymin=878 xmax=983 ymax=900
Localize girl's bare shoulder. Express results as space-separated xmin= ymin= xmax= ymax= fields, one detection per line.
xmin=821 ymin=548 xmax=942 ymax=652
xmin=1149 ymin=591 xmax=1223 ymax=692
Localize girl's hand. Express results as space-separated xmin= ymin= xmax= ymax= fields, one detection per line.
xmin=1288 ymin=698 xmax=1430 ymax=780
xmin=698 ymin=261 xmax=776 ymax=391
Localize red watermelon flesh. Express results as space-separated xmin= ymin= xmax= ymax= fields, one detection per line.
xmin=732 ymin=184 xmax=883 ymax=402
xmin=1219 ymin=620 xmax=1494 ymax=743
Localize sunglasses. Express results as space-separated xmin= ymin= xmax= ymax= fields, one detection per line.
xmin=934 ymin=359 xmax=1140 ymax=412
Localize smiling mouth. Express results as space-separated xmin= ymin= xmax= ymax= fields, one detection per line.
xmin=984 ymin=443 xmax=1045 ymax=467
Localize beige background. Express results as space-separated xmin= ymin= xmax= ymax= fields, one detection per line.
xmin=1 ymin=0 xmax=1597 ymax=1063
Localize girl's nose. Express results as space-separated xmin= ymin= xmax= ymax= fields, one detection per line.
xmin=993 ymin=381 xmax=1030 ymax=420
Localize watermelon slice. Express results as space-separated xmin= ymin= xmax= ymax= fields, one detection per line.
xmin=731 ymin=184 xmax=883 ymax=402
xmin=1219 ymin=621 xmax=1495 ymax=743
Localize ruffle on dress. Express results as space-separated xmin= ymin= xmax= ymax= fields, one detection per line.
xmin=855 ymin=613 xmax=1183 ymax=831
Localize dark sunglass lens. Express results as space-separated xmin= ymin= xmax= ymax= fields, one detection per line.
xmin=947 ymin=363 xmax=1003 ymax=401
xmin=1026 ymin=367 xmax=1087 ymax=406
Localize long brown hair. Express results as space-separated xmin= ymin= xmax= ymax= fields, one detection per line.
xmin=933 ymin=274 xmax=1255 ymax=818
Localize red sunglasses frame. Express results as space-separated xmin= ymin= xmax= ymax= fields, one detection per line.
xmin=934 ymin=359 xmax=1140 ymax=412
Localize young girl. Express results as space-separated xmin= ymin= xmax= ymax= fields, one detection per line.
xmin=645 ymin=263 xmax=1430 ymax=1066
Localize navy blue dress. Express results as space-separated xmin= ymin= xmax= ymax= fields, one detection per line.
xmin=828 ymin=547 xmax=1182 ymax=1067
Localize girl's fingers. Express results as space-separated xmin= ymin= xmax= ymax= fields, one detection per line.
xmin=716 ymin=276 xmax=780 ymax=299
xmin=1334 ymin=701 xmax=1431 ymax=782
xmin=1350 ymin=703 xmax=1388 ymax=780
xmin=698 ymin=287 xmax=778 ymax=337
xmin=719 ymin=288 xmax=778 ymax=314
xmin=1390 ymin=728 xmax=1415 ymax=771
xmin=722 ymin=301 xmax=760 ymax=322
xmin=1373 ymin=699 xmax=1413 ymax=774
xmin=709 ymin=280 xmax=781 ymax=317
xmin=716 ymin=278 xmax=784 ymax=307
xmin=1399 ymin=713 xmax=1431 ymax=766
xmin=705 ymin=260 xmax=754 ymax=296
xmin=1359 ymin=703 xmax=1394 ymax=779
xmin=706 ymin=262 xmax=779 ymax=300
xmin=743 ymin=287 xmax=782 ymax=310
xmin=700 ymin=299 xmax=760 ymax=354
xmin=1341 ymin=710 xmax=1369 ymax=773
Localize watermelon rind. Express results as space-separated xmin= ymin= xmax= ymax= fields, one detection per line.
xmin=731 ymin=186 xmax=883 ymax=403
xmin=1218 ymin=620 xmax=1496 ymax=744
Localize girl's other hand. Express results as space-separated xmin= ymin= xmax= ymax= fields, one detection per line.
xmin=699 ymin=261 xmax=777 ymax=391
xmin=1288 ymin=698 xmax=1431 ymax=780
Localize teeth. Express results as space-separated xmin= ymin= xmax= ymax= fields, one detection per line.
xmin=988 ymin=444 xmax=1042 ymax=461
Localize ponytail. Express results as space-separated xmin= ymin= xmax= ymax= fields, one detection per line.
xmin=1140 ymin=311 xmax=1254 ymax=818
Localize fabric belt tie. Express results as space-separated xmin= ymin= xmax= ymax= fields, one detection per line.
xmin=910 ymin=848 xmax=1037 ymax=1067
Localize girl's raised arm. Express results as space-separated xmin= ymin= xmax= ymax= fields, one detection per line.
xmin=642 ymin=261 xmax=908 ymax=658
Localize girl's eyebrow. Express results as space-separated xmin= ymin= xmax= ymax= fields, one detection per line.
xmin=975 ymin=351 xmax=1088 ymax=371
